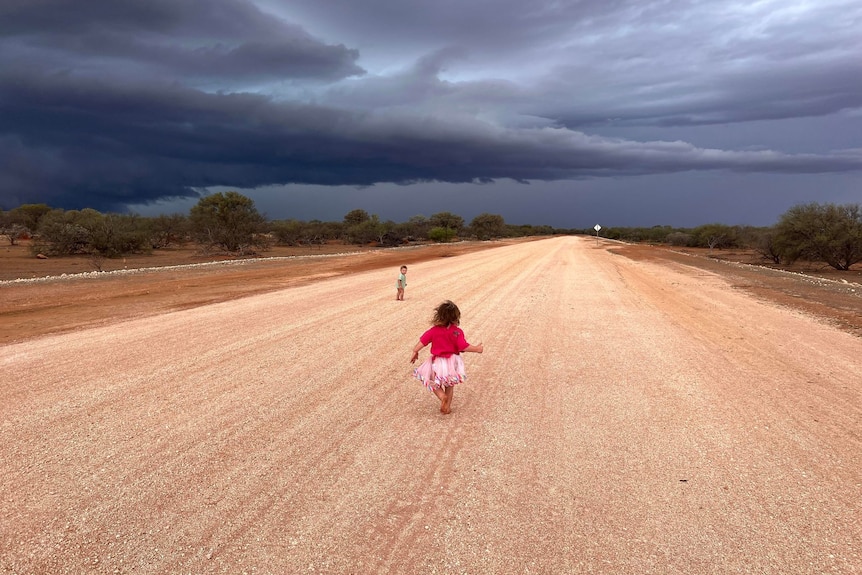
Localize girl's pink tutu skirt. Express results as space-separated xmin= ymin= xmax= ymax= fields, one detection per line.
xmin=413 ymin=354 xmax=466 ymax=392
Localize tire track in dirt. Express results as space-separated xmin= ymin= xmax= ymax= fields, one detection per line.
xmin=2 ymin=236 xmax=860 ymax=574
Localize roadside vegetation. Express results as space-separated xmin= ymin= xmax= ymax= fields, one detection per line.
xmin=1 ymin=194 xmax=861 ymax=272
xmin=599 ymin=202 xmax=862 ymax=271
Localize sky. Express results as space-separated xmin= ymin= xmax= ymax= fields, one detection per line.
xmin=1 ymin=0 xmax=860 ymax=229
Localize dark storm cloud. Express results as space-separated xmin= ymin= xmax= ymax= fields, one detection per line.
xmin=1 ymin=0 xmax=860 ymax=213
xmin=290 ymin=0 xmax=862 ymax=128
xmin=2 ymin=64 xmax=859 ymax=211
xmin=543 ymin=48 xmax=862 ymax=129
xmin=0 ymin=0 xmax=363 ymax=83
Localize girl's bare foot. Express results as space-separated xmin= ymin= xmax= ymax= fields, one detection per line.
xmin=433 ymin=386 xmax=446 ymax=407
xmin=441 ymin=386 xmax=453 ymax=414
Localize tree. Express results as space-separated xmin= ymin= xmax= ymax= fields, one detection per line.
xmin=403 ymin=215 xmax=430 ymax=240
xmin=32 ymin=208 xmax=151 ymax=257
xmin=345 ymin=214 xmax=388 ymax=245
xmin=470 ymin=213 xmax=506 ymax=240
xmin=271 ymin=219 xmax=304 ymax=246
xmin=692 ymin=223 xmax=738 ymax=250
xmin=376 ymin=219 xmax=399 ymax=245
xmin=34 ymin=209 xmax=94 ymax=255
xmin=665 ymin=232 xmax=693 ymax=247
xmin=506 ymin=223 xmax=555 ymax=237
xmin=429 ymin=212 xmax=464 ymax=234
xmin=87 ymin=213 xmax=151 ymax=257
xmin=189 ymin=191 xmax=267 ymax=253
xmin=343 ymin=209 xmax=371 ymax=227
xmin=10 ymin=203 xmax=52 ymax=236
xmin=148 ymin=214 xmax=189 ymax=249
xmin=746 ymin=227 xmax=783 ymax=264
xmin=644 ymin=225 xmax=674 ymax=244
xmin=0 ymin=209 xmax=26 ymax=245
xmin=291 ymin=220 xmax=342 ymax=246
xmin=774 ymin=203 xmax=862 ymax=270
xmin=0 ymin=203 xmax=51 ymax=244
xmin=428 ymin=227 xmax=456 ymax=243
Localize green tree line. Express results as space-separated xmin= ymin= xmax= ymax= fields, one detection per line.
xmin=589 ymin=202 xmax=862 ymax=271
xmin=2 ymin=195 xmax=861 ymax=271
xmin=0 ymin=192 xmax=569 ymax=259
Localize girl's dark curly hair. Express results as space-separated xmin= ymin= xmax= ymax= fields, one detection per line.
xmin=432 ymin=300 xmax=461 ymax=327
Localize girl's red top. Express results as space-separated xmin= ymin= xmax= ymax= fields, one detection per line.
xmin=420 ymin=324 xmax=469 ymax=358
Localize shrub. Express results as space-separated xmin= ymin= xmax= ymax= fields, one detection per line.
xmin=428 ymin=227 xmax=456 ymax=243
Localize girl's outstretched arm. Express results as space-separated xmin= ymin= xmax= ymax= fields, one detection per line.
xmin=464 ymin=342 xmax=484 ymax=354
xmin=410 ymin=341 xmax=427 ymax=363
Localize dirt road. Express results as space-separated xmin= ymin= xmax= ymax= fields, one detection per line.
xmin=2 ymin=236 xmax=860 ymax=574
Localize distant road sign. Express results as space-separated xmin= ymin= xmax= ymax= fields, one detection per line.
xmin=594 ymin=224 xmax=602 ymax=231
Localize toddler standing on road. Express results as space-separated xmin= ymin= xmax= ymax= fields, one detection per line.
xmin=410 ymin=300 xmax=483 ymax=414
xmin=396 ymin=265 xmax=408 ymax=300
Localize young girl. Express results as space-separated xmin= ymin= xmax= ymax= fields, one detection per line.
xmin=410 ymin=300 xmax=484 ymax=414
xmin=396 ymin=265 xmax=407 ymax=300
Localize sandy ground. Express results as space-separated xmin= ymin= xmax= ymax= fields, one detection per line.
xmin=2 ymin=236 xmax=861 ymax=574
xmin=0 ymin=241 xmax=504 ymax=345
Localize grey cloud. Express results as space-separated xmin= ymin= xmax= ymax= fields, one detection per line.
xmin=0 ymin=0 xmax=364 ymax=83
xmin=1 ymin=0 xmax=293 ymax=39
xmin=268 ymin=0 xmax=636 ymax=58
xmin=1 ymin=0 xmax=861 ymax=218
xmin=514 ymin=1 xmax=862 ymax=128
xmin=2 ymin=67 xmax=859 ymax=211
xmin=295 ymin=0 xmax=862 ymax=129
xmin=541 ymin=60 xmax=862 ymax=129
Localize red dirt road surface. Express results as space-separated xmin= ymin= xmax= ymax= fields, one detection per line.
xmin=2 ymin=236 xmax=861 ymax=574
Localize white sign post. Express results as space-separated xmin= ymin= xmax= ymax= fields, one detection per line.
xmin=594 ymin=224 xmax=601 ymax=245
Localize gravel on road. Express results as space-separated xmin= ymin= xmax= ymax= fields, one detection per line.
xmin=2 ymin=236 xmax=860 ymax=574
